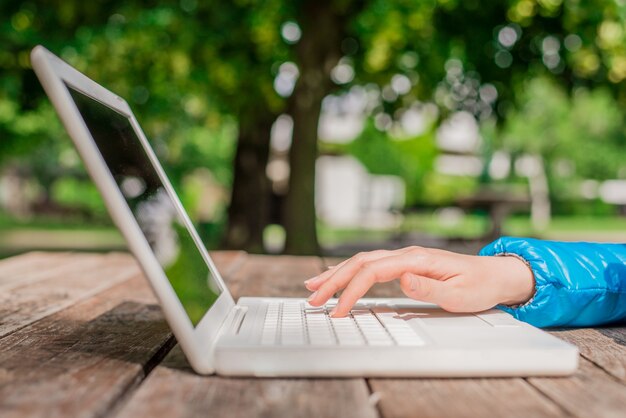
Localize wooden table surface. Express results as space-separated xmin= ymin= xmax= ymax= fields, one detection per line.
xmin=1 ymin=251 xmax=625 ymax=418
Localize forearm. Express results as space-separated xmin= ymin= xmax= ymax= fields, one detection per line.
xmin=479 ymin=237 xmax=626 ymax=327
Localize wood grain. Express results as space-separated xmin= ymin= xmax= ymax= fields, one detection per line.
xmin=548 ymin=328 xmax=626 ymax=383
xmin=1 ymin=251 xmax=625 ymax=418
xmin=115 ymin=253 xmax=380 ymax=418
xmin=0 ymin=252 xmax=141 ymax=338
xmin=0 ymin=251 xmax=72 ymax=288
xmin=528 ymin=358 xmax=626 ymax=418
xmin=117 ymin=344 xmax=377 ymax=418
xmin=369 ymin=377 xmax=565 ymax=418
xmin=0 ymin=274 xmax=171 ymax=418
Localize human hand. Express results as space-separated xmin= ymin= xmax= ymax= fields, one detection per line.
xmin=304 ymin=246 xmax=535 ymax=317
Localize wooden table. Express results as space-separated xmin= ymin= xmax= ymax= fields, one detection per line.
xmin=1 ymin=251 xmax=625 ymax=418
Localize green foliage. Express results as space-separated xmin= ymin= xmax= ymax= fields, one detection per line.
xmin=0 ymin=0 xmax=290 ymax=227
xmin=51 ymin=177 xmax=107 ymax=216
xmin=3 ymin=0 xmax=626 ymax=242
xmin=0 ymin=99 xmax=65 ymax=164
xmin=502 ymin=77 xmax=626 ymax=188
xmin=420 ymin=173 xmax=479 ymax=207
xmin=347 ymin=0 xmax=626 ymax=125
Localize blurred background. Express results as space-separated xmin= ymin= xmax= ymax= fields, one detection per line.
xmin=1 ymin=0 xmax=626 ymax=259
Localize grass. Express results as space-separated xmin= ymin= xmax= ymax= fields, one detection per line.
xmin=0 ymin=213 xmax=124 ymax=258
xmin=318 ymin=212 xmax=626 ymax=247
xmin=505 ymin=215 xmax=626 ymax=241
xmin=0 ymin=212 xmax=115 ymax=231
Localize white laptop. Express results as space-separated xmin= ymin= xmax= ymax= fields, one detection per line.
xmin=31 ymin=45 xmax=579 ymax=377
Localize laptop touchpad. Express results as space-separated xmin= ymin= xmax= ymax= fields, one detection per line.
xmin=397 ymin=309 xmax=490 ymax=328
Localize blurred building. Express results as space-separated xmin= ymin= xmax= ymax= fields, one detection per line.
xmin=315 ymin=156 xmax=404 ymax=229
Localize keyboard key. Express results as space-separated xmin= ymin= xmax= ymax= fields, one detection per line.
xmin=261 ymin=303 xmax=281 ymax=345
xmin=281 ymin=302 xmax=305 ymax=345
xmin=330 ymin=315 xmax=365 ymax=346
xmin=352 ymin=310 xmax=393 ymax=345
xmin=372 ymin=307 xmax=425 ymax=346
xmin=305 ymin=310 xmax=336 ymax=345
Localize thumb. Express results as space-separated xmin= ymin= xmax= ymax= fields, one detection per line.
xmin=399 ymin=273 xmax=448 ymax=306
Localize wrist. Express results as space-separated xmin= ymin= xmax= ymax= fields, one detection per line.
xmin=499 ymin=255 xmax=535 ymax=306
xmin=483 ymin=255 xmax=535 ymax=306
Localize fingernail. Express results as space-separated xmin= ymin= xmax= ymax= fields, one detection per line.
xmin=307 ymin=291 xmax=318 ymax=302
xmin=326 ymin=265 xmax=336 ymax=269
xmin=304 ymin=276 xmax=318 ymax=285
xmin=410 ymin=276 xmax=418 ymax=291
xmin=329 ymin=308 xmax=337 ymax=317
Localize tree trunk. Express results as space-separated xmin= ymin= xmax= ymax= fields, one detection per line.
xmin=283 ymin=0 xmax=350 ymax=255
xmin=222 ymin=111 xmax=275 ymax=253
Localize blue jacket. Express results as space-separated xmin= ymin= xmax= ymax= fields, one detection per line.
xmin=479 ymin=237 xmax=626 ymax=327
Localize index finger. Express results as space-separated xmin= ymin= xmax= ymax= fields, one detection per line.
xmin=308 ymin=248 xmax=416 ymax=306
xmin=330 ymin=252 xmax=429 ymax=317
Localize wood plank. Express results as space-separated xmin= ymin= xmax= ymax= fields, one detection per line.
xmin=528 ymin=358 xmax=626 ymax=418
xmin=369 ymin=377 xmax=564 ymax=418
xmin=115 ymin=253 xmax=379 ymax=418
xmin=0 ymin=251 xmax=56 ymax=271
xmin=548 ymin=328 xmax=626 ymax=383
xmin=0 ymin=252 xmax=141 ymax=338
xmin=0 ymin=252 xmax=71 ymax=287
xmin=0 ymin=251 xmax=245 ymax=418
xmin=0 ymin=279 xmax=170 ymax=418
xmin=597 ymin=327 xmax=626 ymax=345
xmin=0 ymin=252 xmax=121 ymax=290
xmin=227 ymin=254 xmax=326 ymax=299
xmin=116 ymin=345 xmax=377 ymax=418
xmin=208 ymin=250 xmax=248 ymax=281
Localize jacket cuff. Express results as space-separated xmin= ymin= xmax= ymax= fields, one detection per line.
xmin=479 ymin=236 xmax=626 ymax=327
xmin=479 ymin=237 xmax=552 ymax=326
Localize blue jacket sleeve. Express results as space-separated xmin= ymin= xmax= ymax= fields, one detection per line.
xmin=479 ymin=237 xmax=626 ymax=327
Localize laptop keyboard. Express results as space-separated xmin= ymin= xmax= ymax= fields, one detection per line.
xmin=260 ymin=301 xmax=424 ymax=347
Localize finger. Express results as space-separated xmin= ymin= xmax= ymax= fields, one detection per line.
xmin=308 ymin=248 xmax=415 ymax=306
xmin=304 ymin=259 xmax=350 ymax=291
xmin=399 ymin=273 xmax=456 ymax=309
xmin=305 ymin=248 xmax=402 ymax=291
xmin=330 ymin=252 xmax=431 ymax=316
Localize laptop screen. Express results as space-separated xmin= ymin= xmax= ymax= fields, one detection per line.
xmin=66 ymin=84 xmax=222 ymax=325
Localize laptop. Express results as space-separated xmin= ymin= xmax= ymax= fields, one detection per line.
xmin=31 ymin=45 xmax=579 ymax=377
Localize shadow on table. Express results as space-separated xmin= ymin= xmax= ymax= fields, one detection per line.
xmin=159 ymin=344 xmax=196 ymax=372
xmin=37 ymin=302 xmax=176 ymax=374
xmin=595 ymin=326 xmax=626 ymax=347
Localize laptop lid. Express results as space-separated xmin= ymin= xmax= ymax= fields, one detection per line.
xmin=31 ymin=45 xmax=235 ymax=373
